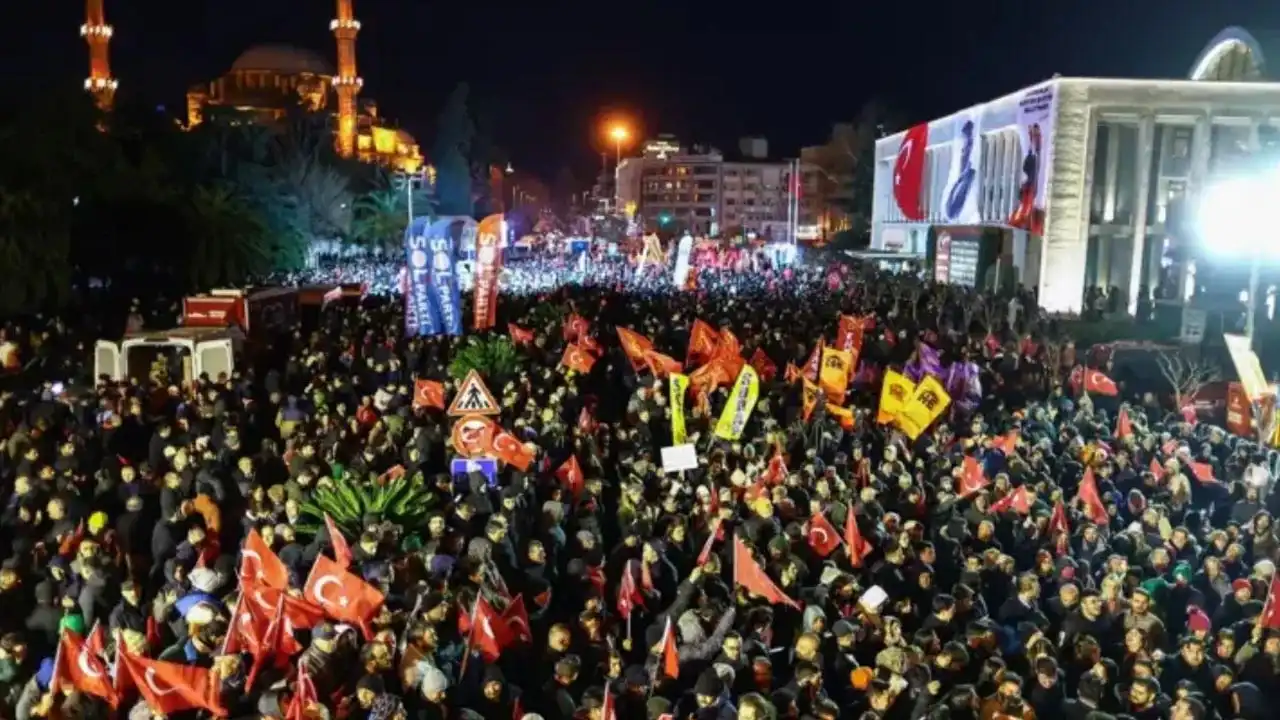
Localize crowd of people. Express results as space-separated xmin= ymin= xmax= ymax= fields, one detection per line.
xmin=0 ymin=250 xmax=1277 ymax=720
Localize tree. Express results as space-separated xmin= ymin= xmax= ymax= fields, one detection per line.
xmin=433 ymin=83 xmax=474 ymax=218
xmin=1155 ymin=351 xmax=1219 ymax=409
xmin=185 ymin=185 xmax=272 ymax=288
xmin=0 ymin=191 xmax=71 ymax=314
xmin=812 ymin=101 xmax=901 ymax=241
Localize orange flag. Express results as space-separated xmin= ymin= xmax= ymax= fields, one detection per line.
xmin=732 ymin=535 xmax=800 ymax=609
xmin=643 ymin=350 xmax=683 ymax=377
xmin=749 ymin=348 xmax=778 ymax=382
xmin=508 ymin=323 xmax=534 ymax=346
xmin=826 ymin=403 xmax=855 ymax=430
xmin=304 ymin=554 xmax=386 ymax=636
xmin=801 ymin=378 xmax=821 ymax=422
xmin=561 ymin=344 xmax=597 ymax=373
xmin=1115 ymin=407 xmax=1133 ymax=439
xmin=1076 ymin=467 xmax=1110 ymax=526
xmin=488 ymin=426 xmax=536 ymax=471
xmin=413 ymin=379 xmax=445 ymax=410
xmin=844 ymin=509 xmax=873 ymax=568
xmin=117 ymin=650 xmax=224 ymax=716
xmin=659 ymin=618 xmax=680 ymax=679
xmin=802 ymin=338 xmax=824 ymax=382
xmin=54 ymin=629 xmax=118 ymax=707
xmin=240 ymin=528 xmax=290 ymax=590
xmin=616 ymin=327 xmax=655 ymax=371
xmin=556 ymin=456 xmax=584 ymax=499
xmin=784 ymin=363 xmax=801 ymax=384
xmin=687 ymin=319 xmax=719 ymax=367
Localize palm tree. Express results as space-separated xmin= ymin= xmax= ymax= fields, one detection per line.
xmin=352 ymin=188 xmax=408 ymax=252
xmin=185 ymin=185 xmax=272 ymax=288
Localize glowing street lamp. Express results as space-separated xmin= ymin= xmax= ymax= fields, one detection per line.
xmin=609 ymin=125 xmax=629 ymax=167
xmin=1197 ymin=167 xmax=1280 ymax=339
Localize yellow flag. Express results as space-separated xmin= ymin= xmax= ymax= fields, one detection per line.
xmin=826 ymin=403 xmax=855 ymax=430
xmin=897 ymin=376 xmax=952 ymax=440
xmin=669 ymin=373 xmax=690 ymax=445
xmin=877 ymin=370 xmax=916 ymax=425
xmin=802 ymin=377 xmax=822 ymax=422
xmin=714 ymin=366 xmax=760 ymax=441
xmin=819 ymin=348 xmax=853 ymax=403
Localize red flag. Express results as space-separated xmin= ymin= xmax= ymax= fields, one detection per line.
xmin=617 ymin=327 xmax=655 ymax=372
xmin=53 ymin=629 xmax=118 ymax=707
xmin=324 ymin=513 xmax=353 ymax=569
xmin=748 ymin=348 xmax=778 ymax=382
xmin=1048 ymin=500 xmax=1070 ymax=537
xmin=1115 ymin=407 xmax=1133 ymax=439
xmin=508 ymin=323 xmax=534 ymax=346
xmin=117 ymin=649 xmax=224 ymax=716
xmin=959 ymin=456 xmax=990 ymax=496
xmin=761 ymin=444 xmax=788 ymax=486
xmin=563 ymin=313 xmax=590 ymax=343
xmin=802 ymin=338 xmax=824 ymax=382
xmin=1149 ymin=458 xmax=1164 ymax=480
xmin=844 ymin=509 xmax=872 ymax=568
xmin=784 ymin=363 xmax=801 ymax=384
xmin=1262 ymin=575 xmax=1280 ymax=629
xmin=488 ymin=425 xmax=536 ymax=471
xmin=467 ymin=596 xmax=514 ymax=662
xmin=616 ymin=563 xmax=644 ymax=620
xmin=1190 ymin=462 xmax=1218 ymax=485
xmin=561 ymin=344 xmax=597 ymax=373
xmin=241 ymin=583 xmax=326 ymax=632
xmin=687 ymin=319 xmax=720 ymax=367
xmin=643 ymin=350 xmax=683 ymax=377
xmin=696 ymin=520 xmax=724 ymax=566
xmin=893 ymin=123 xmax=929 ymax=220
xmin=991 ymin=431 xmax=1019 ymax=455
xmin=989 ymin=486 xmax=1032 ymax=515
xmin=659 ymin=617 xmax=680 ymax=679
xmin=413 ymin=379 xmax=445 ymax=410
xmin=304 ymin=554 xmax=385 ymax=637
xmin=602 ymin=688 xmax=618 ymax=720
xmin=555 ymin=456 xmax=585 ymax=500
xmin=1076 ymin=467 xmax=1110 ymax=526
xmin=807 ymin=512 xmax=842 ymax=557
xmin=1181 ymin=403 xmax=1198 ymax=424
xmin=285 ymin=659 xmax=318 ymax=720
xmin=240 ymin=528 xmax=290 ymax=590
xmin=502 ymin=594 xmax=533 ymax=645
xmin=1070 ymin=366 xmax=1119 ymax=397
xmin=733 ymin=535 xmax=800 ymax=608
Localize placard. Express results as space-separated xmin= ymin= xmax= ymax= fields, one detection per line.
xmin=660 ymin=444 xmax=698 ymax=473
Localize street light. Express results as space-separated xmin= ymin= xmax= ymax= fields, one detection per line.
xmin=1197 ymin=167 xmax=1280 ymax=340
xmin=609 ymin=125 xmax=628 ymax=168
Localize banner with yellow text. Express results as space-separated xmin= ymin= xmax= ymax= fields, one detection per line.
xmin=670 ymin=373 xmax=690 ymax=445
xmin=714 ymin=366 xmax=760 ymax=441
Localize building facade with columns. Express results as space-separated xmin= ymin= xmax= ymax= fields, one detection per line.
xmin=870 ymin=27 xmax=1280 ymax=314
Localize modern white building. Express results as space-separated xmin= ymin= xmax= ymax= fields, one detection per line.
xmin=870 ymin=26 xmax=1280 ymax=314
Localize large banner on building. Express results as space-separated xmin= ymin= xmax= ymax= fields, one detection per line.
xmin=892 ymin=123 xmax=929 ymax=221
xmin=403 ymin=217 xmax=438 ymax=337
xmin=472 ymin=214 xmax=504 ymax=331
xmin=1007 ymin=84 xmax=1057 ymax=236
xmin=943 ymin=111 xmax=982 ymax=225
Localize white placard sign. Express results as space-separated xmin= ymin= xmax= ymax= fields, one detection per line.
xmin=661 ymin=444 xmax=698 ymax=473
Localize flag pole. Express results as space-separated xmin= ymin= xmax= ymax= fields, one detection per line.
xmin=457 ymin=592 xmax=482 ymax=682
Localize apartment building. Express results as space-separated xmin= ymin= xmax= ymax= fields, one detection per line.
xmin=616 ymin=136 xmax=803 ymax=238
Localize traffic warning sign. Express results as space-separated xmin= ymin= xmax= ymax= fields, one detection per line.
xmin=447 ymin=370 xmax=501 ymax=416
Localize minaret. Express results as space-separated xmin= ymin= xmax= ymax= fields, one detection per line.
xmin=82 ymin=0 xmax=117 ymax=111
xmin=331 ymin=0 xmax=362 ymax=159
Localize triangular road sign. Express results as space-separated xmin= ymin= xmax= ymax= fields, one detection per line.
xmin=447 ymin=370 xmax=501 ymax=416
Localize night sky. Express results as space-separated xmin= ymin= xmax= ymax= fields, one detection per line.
xmin=7 ymin=1 xmax=1280 ymax=181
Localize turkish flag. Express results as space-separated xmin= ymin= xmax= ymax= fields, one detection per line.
xmin=304 ymin=554 xmax=386 ymax=636
xmin=324 ymin=513 xmax=353 ymax=569
xmin=413 ymin=379 xmax=445 ymax=410
xmin=240 ymin=582 xmax=326 ymax=632
xmin=285 ymin=660 xmax=318 ymax=720
xmin=117 ymin=650 xmax=224 ymax=716
xmin=222 ymin=595 xmax=266 ymax=656
xmin=602 ymin=688 xmax=618 ymax=720
xmin=643 ymin=350 xmax=683 ymax=377
xmin=1048 ymin=500 xmax=1070 ymax=537
xmin=240 ymin=528 xmax=289 ymax=590
xmin=733 ymin=535 xmax=800 ymax=608
xmin=1149 ymin=458 xmax=1165 ymax=480
xmin=1190 ymin=462 xmax=1218 ymax=485
xmin=1262 ymin=575 xmax=1280 ymax=629
xmin=989 ymin=486 xmax=1032 ymax=515
xmin=563 ymin=313 xmax=590 ymax=343
xmin=488 ymin=426 xmax=536 ymax=471
xmin=844 ymin=509 xmax=873 ymax=568
xmin=616 ymin=562 xmax=645 ymax=620
xmin=958 ymin=456 xmax=990 ymax=496
xmin=696 ymin=520 xmax=724 ymax=566
xmin=807 ymin=512 xmax=842 ymax=557
xmin=991 ymin=431 xmax=1019 ymax=456
xmin=616 ymin=327 xmax=655 ymax=371
xmin=502 ymin=594 xmax=533 ymax=645
xmin=54 ymin=629 xmax=118 ymax=707
xmin=467 ymin=596 xmax=514 ymax=662
xmin=1070 ymin=366 xmax=1119 ymax=397
xmin=561 ymin=344 xmax=597 ymax=373
xmin=892 ymin=123 xmax=929 ymax=220
xmin=761 ymin=444 xmax=788 ymax=486
xmin=749 ymin=348 xmax=778 ymax=383
xmin=508 ymin=323 xmax=534 ymax=346
xmin=1115 ymin=407 xmax=1133 ymax=439
xmin=659 ymin=618 xmax=680 ymax=679
xmin=687 ymin=319 xmax=720 ymax=367
xmin=1076 ymin=467 xmax=1110 ymax=526
xmin=555 ymin=456 xmax=585 ymax=500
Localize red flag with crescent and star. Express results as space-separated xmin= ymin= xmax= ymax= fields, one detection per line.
xmin=893 ymin=124 xmax=929 ymax=220
xmin=53 ymin=628 xmax=118 ymax=707
xmin=116 ymin=649 xmax=224 ymax=716
xmin=487 ymin=425 xmax=536 ymax=471
xmin=413 ymin=379 xmax=445 ymax=410
xmin=304 ymin=554 xmax=386 ymax=637
xmin=561 ymin=344 xmax=597 ymax=374
xmin=239 ymin=528 xmax=289 ymax=590
xmin=807 ymin=512 xmax=841 ymax=557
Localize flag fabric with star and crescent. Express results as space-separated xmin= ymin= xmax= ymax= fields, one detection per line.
xmin=239 ymin=528 xmax=290 ymax=590
xmin=53 ymin=628 xmax=118 ymax=707
xmin=116 ymin=649 xmax=224 ymax=716
xmin=304 ymin=554 xmax=386 ymax=636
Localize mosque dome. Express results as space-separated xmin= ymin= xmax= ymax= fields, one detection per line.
xmin=230 ymin=44 xmax=333 ymax=76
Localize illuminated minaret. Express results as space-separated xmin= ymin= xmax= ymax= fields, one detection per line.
xmin=82 ymin=0 xmax=117 ymax=111
xmin=331 ymin=0 xmax=362 ymax=158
